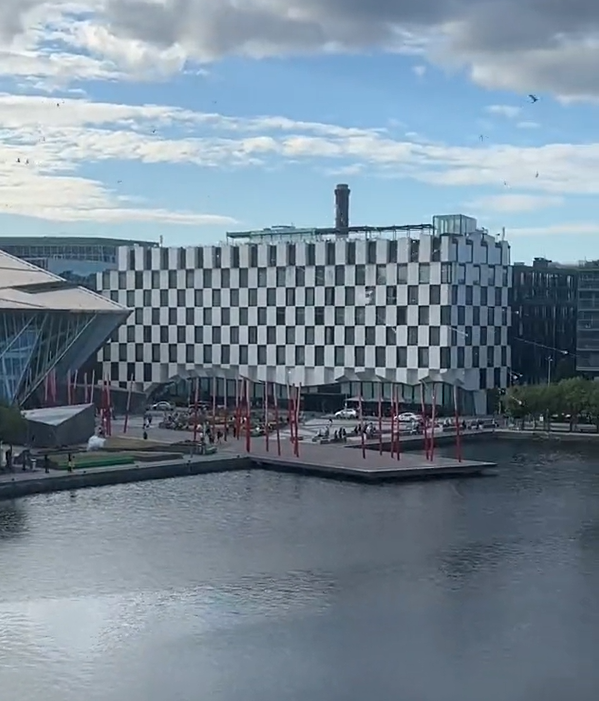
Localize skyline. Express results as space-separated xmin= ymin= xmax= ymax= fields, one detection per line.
xmin=0 ymin=1 xmax=598 ymax=263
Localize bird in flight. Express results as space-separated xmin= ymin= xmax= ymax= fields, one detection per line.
xmin=528 ymin=94 xmax=538 ymax=103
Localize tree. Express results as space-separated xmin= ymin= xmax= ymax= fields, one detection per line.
xmin=584 ymin=382 xmax=599 ymax=432
xmin=503 ymin=378 xmax=599 ymax=431
xmin=0 ymin=404 xmax=26 ymax=444
xmin=555 ymin=377 xmax=588 ymax=430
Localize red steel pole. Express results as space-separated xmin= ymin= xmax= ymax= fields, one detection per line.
xmin=264 ymin=381 xmax=269 ymax=452
xmin=420 ymin=383 xmax=429 ymax=460
xmin=430 ymin=384 xmax=437 ymax=462
xmin=245 ymin=378 xmax=251 ymax=452
xmin=273 ymin=384 xmax=281 ymax=456
xmin=454 ymin=384 xmax=462 ymax=462
xmin=378 ymin=383 xmax=383 ymax=455
xmin=359 ymin=393 xmax=366 ymax=459
xmin=123 ymin=375 xmax=133 ymax=434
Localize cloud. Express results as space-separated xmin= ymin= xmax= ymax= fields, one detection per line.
xmin=412 ymin=64 xmax=427 ymax=77
xmin=516 ymin=121 xmax=539 ymax=129
xmin=2 ymin=1 xmax=599 ymax=100
xmin=466 ymin=193 xmax=563 ymax=213
xmin=509 ymin=223 xmax=599 ymax=237
xmin=485 ymin=104 xmax=521 ymax=119
xmin=3 ymin=90 xmax=599 ymax=223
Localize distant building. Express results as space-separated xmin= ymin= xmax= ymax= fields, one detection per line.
xmin=0 ymin=236 xmax=157 ymax=290
xmin=510 ymin=258 xmax=578 ymax=384
xmin=577 ymin=262 xmax=599 ymax=375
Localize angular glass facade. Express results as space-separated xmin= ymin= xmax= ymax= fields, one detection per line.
xmin=0 ymin=311 xmax=110 ymax=405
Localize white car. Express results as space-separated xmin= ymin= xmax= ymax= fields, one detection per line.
xmin=151 ymin=401 xmax=174 ymax=411
xmin=396 ymin=412 xmax=421 ymax=423
xmin=335 ymin=408 xmax=358 ymax=419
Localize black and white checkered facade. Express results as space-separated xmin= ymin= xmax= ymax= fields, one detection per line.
xmin=99 ymin=230 xmax=510 ymax=413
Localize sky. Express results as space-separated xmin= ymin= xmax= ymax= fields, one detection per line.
xmin=1 ymin=1 xmax=599 ymax=263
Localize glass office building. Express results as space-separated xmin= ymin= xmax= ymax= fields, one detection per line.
xmin=0 ymin=236 xmax=157 ymax=290
xmin=0 ymin=250 xmax=130 ymax=405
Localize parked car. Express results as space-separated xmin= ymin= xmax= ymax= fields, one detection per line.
xmin=396 ymin=411 xmax=421 ymax=423
xmin=151 ymin=401 xmax=174 ymax=411
xmin=335 ymin=408 xmax=358 ymax=419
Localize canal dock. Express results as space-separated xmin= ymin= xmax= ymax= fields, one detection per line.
xmin=0 ymin=436 xmax=494 ymax=499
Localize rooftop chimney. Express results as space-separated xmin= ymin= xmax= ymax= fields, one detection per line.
xmin=334 ymin=183 xmax=350 ymax=235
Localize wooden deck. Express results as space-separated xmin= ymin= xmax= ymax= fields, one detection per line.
xmin=243 ymin=437 xmax=494 ymax=482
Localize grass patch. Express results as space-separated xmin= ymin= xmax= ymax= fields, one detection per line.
xmin=51 ymin=453 xmax=136 ymax=470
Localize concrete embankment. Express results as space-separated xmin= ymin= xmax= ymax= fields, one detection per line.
xmin=360 ymin=429 xmax=498 ymax=453
xmin=0 ymin=455 xmax=250 ymax=500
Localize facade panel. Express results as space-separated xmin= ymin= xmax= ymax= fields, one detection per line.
xmin=100 ymin=230 xmax=511 ymax=414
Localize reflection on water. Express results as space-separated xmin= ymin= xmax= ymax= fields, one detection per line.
xmin=1 ymin=440 xmax=599 ymax=701
xmin=0 ymin=501 xmax=28 ymax=540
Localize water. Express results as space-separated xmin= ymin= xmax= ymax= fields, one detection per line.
xmin=2 ymin=440 xmax=599 ymax=701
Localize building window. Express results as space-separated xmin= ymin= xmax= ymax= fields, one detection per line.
xmin=249 ymin=245 xmax=258 ymax=267
xmin=178 ymin=247 xmax=186 ymax=269
xmin=418 ymin=306 xmax=429 ymax=324
xmin=418 ymin=263 xmax=430 ymax=284
xmin=408 ymin=327 xmax=418 ymax=345
xmin=355 ymin=265 xmax=366 ymax=285
xmin=409 ymin=239 xmax=419 ymax=262
xmin=326 ymin=242 xmax=336 ymax=265
xmin=306 ymin=244 xmax=316 ymax=265
xmin=346 ymin=241 xmax=356 ymax=264
xmin=418 ymin=348 xmax=429 ymax=367
xmin=440 ymin=347 xmax=450 ymax=368
xmin=268 ymin=245 xmax=277 ymax=267
xmin=295 ymin=346 xmax=305 ymax=365
xmin=388 ymin=240 xmax=397 ymax=263
xmin=367 ymin=241 xmax=377 ymax=264
xmin=286 ymin=244 xmax=295 ymax=265
xmin=375 ymin=347 xmax=385 ymax=367
xmin=441 ymin=263 xmax=452 ymax=283
xmin=396 ymin=347 xmax=407 ymax=367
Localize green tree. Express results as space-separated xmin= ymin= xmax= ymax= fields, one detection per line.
xmin=584 ymin=382 xmax=599 ymax=432
xmin=555 ymin=377 xmax=588 ymax=430
xmin=0 ymin=403 xmax=26 ymax=444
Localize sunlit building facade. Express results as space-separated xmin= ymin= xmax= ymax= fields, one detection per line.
xmin=100 ymin=216 xmax=511 ymax=415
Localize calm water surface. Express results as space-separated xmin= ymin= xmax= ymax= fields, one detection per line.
xmin=2 ymin=441 xmax=599 ymax=701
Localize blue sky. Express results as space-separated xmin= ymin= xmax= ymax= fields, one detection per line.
xmin=1 ymin=0 xmax=599 ymax=263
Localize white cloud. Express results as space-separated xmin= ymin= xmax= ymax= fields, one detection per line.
xmin=509 ymin=223 xmax=599 ymax=237
xmin=485 ymin=104 xmax=521 ymax=119
xmin=516 ymin=121 xmax=539 ymax=129
xmin=2 ymin=0 xmax=599 ymax=102
xmin=466 ymin=193 xmax=563 ymax=213
xmin=2 ymin=91 xmax=599 ymax=224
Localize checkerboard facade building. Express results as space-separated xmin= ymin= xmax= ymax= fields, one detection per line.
xmin=99 ymin=223 xmax=511 ymax=414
